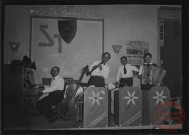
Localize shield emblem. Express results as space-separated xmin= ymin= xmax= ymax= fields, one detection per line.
xmin=58 ymin=18 xmax=77 ymax=44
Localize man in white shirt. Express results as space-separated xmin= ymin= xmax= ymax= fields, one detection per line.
xmin=116 ymin=56 xmax=139 ymax=87
xmin=36 ymin=66 xmax=64 ymax=123
xmin=138 ymin=52 xmax=158 ymax=125
xmin=138 ymin=52 xmax=158 ymax=90
xmin=86 ymin=52 xmax=111 ymax=87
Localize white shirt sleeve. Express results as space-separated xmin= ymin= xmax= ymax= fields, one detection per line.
xmin=43 ymin=78 xmax=64 ymax=93
xmin=116 ymin=67 xmax=121 ymax=82
xmin=88 ymin=61 xmax=96 ymax=72
xmin=100 ymin=65 xmax=110 ymax=79
xmin=131 ymin=66 xmax=139 ymax=72
xmin=139 ymin=66 xmax=143 ymax=75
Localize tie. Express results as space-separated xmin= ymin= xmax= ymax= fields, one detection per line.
xmin=124 ymin=66 xmax=127 ymax=74
xmin=52 ymin=77 xmax=55 ymax=80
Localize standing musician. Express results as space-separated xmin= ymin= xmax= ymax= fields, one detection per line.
xmin=86 ymin=52 xmax=111 ymax=87
xmin=116 ymin=56 xmax=139 ymax=88
xmin=36 ymin=66 xmax=64 ymax=123
xmin=138 ymin=52 xmax=158 ymax=90
xmin=138 ymin=52 xmax=158 ymax=125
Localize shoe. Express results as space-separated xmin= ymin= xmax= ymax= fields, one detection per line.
xmin=48 ymin=115 xmax=57 ymax=123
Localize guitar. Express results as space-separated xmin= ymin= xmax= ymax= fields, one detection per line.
xmin=56 ymin=65 xmax=89 ymax=120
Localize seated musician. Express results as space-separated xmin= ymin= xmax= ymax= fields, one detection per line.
xmin=86 ymin=52 xmax=111 ymax=87
xmin=138 ymin=52 xmax=158 ymax=90
xmin=116 ymin=56 xmax=139 ymax=88
xmin=36 ymin=66 xmax=64 ymax=123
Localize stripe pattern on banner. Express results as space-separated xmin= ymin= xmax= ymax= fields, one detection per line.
xmin=86 ymin=111 xmax=108 ymax=128
xmin=121 ymin=111 xmax=142 ymax=126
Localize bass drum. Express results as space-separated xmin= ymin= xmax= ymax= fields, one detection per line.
xmin=56 ymin=84 xmax=84 ymax=119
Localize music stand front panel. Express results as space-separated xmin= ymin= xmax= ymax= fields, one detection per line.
xmin=83 ymin=87 xmax=108 ymax=128
xmin=149 ymin=87 xmax=170 ymax=125
xmin=115 ymin=87 xmax=142 ymax=127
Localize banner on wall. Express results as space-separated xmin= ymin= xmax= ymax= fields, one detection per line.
xmin=125 ymin=40 xmax=149 ymax=66
xmin=31 ymin=17 xmax=103 ymax=83
xmin=58 ymin=18 xmax=77 ymax=44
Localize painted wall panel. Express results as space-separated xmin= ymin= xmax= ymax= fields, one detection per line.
xmin=31 ymin=17 xmax=103 ymax=83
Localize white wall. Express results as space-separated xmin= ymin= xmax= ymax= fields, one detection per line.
xmin=4 ymin=6 xmax=31 ymax=63
xmin=102 ymin=5 xmax=159 ymax=85
xmin=4 ymin=5 xmax=160 ymax=86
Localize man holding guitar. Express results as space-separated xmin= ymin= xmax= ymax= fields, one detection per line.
xmin=87 ymin=52 xmax=111 ymax=87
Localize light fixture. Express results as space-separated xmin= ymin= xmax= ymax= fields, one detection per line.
xmin=112 ymin=45 xmax=122 ymax=54
xmin=9 ymin=41 xmax=20 ymax=51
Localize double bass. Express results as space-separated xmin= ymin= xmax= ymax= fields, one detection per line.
xmin=56 ymin=65 xmax=89 ymax=120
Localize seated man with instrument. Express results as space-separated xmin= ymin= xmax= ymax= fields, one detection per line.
xmin=36 ymin=66 xmax=64 ymax=123
xmin=55 ymin=66 xmax=88 ymax=121
xmin=86 ymin=52 xmax=111 ymax=87
xmin=116 ymin=56 xmax=139 ymax=88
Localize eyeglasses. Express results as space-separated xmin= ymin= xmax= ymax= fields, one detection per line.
xmin=52 ymin=70 xmax=59 ymax=72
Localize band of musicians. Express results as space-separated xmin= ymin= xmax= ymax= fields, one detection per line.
xmin=3 ymin=4 xmax=183 ymax=130
xmin=28 ymin=51 xmax=166 ymax=126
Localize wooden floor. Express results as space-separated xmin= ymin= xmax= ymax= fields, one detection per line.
xmin=3 ymin=104 xmax=182 ymax=130
xmin=3 ymin=104 xmax=81 ymax=130
xmin=28 ymin=115 xmax=80 ymax=129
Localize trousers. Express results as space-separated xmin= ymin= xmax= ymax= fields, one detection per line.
xmin=36 ymin=90 xmax=64 ymax=118
xmin=141 ymin=84 xmax=154 ymax=125
xmin=119 ymin=77 xmax=133 ymax=88
xmin=88 ymin=76 xmax=105 ymax=87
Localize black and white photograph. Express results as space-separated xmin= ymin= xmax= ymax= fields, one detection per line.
xmin=1 ymin=1 xmax=188 ymax=134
